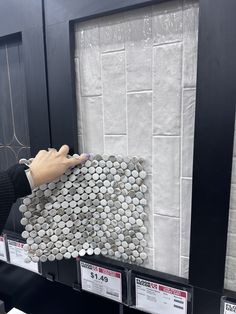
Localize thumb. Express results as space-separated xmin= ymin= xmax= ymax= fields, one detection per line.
xmin=66 ymin=153 xmax=90 ymax=167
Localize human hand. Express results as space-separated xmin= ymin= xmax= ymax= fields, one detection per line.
xmin=28 ymin=145 xmax=89 ymax=187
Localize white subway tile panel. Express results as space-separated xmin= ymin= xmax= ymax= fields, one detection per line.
xmin=74 ymin=1 xmax=199 ymax=279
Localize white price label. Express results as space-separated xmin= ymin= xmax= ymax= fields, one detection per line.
xmin=224 ymin=302 xmax=236 ymax=313
xmin=80 ymin=261 xmax=122 ymax=302
xmin=8 ymin=240 xmax=39 ymax=273
xmin=0 ymin=236 xmax=7 ymax=262
xmin=135 ymin=278 xmax=188 ymax=314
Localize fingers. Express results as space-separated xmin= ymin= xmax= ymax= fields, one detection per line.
xmin=48 ymin=148 xmax=57 ymax=153
xmin=66 ymin=154 xmax=89 ymax=168
xmin=58 ymin=145 xmax=70 ymax=156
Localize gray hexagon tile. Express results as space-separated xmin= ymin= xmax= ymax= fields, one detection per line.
xmin=20 ymin=154 xmax=149 ymax=265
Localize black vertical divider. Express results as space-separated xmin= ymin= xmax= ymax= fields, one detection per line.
xmin=189 ymin=0 xmax=236 ymax=313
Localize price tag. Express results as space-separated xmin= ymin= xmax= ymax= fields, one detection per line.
xmin=224 ymin=302 xmax=236 ymax=313
xmin=135 ymin=278 xmax=188 ymax=314
xmin=8 ymin=240 xmax=39 ymax=273
xmin=0 ymin=236 xmax=7 ymax=262
xmin=80 ymin=261 xmax=122 ymax=302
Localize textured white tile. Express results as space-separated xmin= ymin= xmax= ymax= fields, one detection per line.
xmin=180 ymin=256 xmax=189 ymax=279
xmin=181 ymin=179 xmax=192 ymax=257
xmin=80 ymin=96 xmax=104 ymax=154
xmin=230 ymin=184 xmax=236 ymax=211
xmin=225 ymin=256 xmax=236 ymax=291
xmin=182 ymin=89 xmax=196 ymax=177
xmin=74 ymin=58 xmax=83 ymax=135
xmin=78 ymin=135 xmax=84 ymax=155
xmin=104 ymin=135 xmax=127 ymax=155
xmin=143 ymin=247 xmax=154 ymax=270
xmin=226 ymin=233 xmax=236 ymax=259
xmin=153 ymin=137 xmax=180 ymax=216
xmin=143 ymin=175 xmax=154 ymax=249
xmin=183 ymin=0 xmax=199 ymax=87
xmin=232 ymin=158 xmax=236 ymax=184
xmin=153 ymin=43 xmax=182 ymax=135
xmin=102 ymin=51 xmax=126 ymax=134
xmin=125 ymin=7 xmax=152 ymax=91
xmin=99 ymin=13 xmax=125 ymax=52
xmin=152 ymin=0 xmax=183 ymax=45
xmin=127 ymin=92 xmax=152 ymax=172
xmin=154 ymin=215 xmax=180 ymax=276
xmin=76 ymin=23 xmax=102 ymax=96
xmin=228 ymin=209 xmax=236 ymax=234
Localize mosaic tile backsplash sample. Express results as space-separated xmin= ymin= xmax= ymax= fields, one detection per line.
xmin=75 ymin=0 xmax=199 ymax=277
xmin=20 ymin=155 xmax=149 ymax=264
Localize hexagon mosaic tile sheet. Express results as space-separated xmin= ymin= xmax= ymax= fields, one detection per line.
xmin=19 ymin=154 xmax=149 ymax=264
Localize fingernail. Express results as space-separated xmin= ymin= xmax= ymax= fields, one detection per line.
xmin=80 ymin=153 xmax=91 ymax=160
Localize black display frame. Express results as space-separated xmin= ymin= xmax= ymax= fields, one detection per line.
xmin=43 ymin=0 xmax=236 ymax=313
xmin=0 ymin=0 xmax=51 ymax=155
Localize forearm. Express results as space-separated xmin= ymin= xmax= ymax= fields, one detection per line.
xmin=0 ymin=164 xmax=31 ymax=233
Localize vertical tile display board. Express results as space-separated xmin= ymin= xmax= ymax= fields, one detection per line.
xmin=74 ymin=0 xmax=199 ymax=278
xmin=0 ymin=37 xmax=31 ymax=233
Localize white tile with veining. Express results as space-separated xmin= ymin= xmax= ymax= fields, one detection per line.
xmin=153 ymin=43 xmax=182 ymax=135
xmin=182 ymin=89 xmax=196 ymax=177
xmin=153 ymin=137 xmax=180 ymax=216
xmin=154 ymin=215 xmax=180 ymax=276
xmin=102 ymin=51 xmax=126 ymax=135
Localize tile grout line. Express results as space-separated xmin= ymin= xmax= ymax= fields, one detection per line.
xmin=75 ymin=28 xmax=85 ymax=154
xmin=151 ymin=4 xmax=156 ymax=267
xmin=153 ymin=213 xmax=181 ymax=219
xmin=124 ymin=20 xmax=129 ymax=157
xmin=179 ymin=0 xmax=184 ymax=277
xmin=99 ymin=23 xmax=105 ymax=155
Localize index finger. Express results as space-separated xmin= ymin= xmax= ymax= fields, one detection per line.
xmin=58 ymin=145 xmax=70 ymax=156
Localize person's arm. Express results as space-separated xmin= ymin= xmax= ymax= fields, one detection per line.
xmin=0 ymin=145 xmax=89 ymax=233
xmin=0 ymin=164 xmax=31 ymax=233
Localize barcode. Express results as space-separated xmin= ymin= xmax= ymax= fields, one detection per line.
xmin=174 ymin=299 xmax=184 ymax=304
xmin=174 ymin=305 xmax=184 ymax=310
xmin=107 ymin=290 xmax=119 ymax=297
